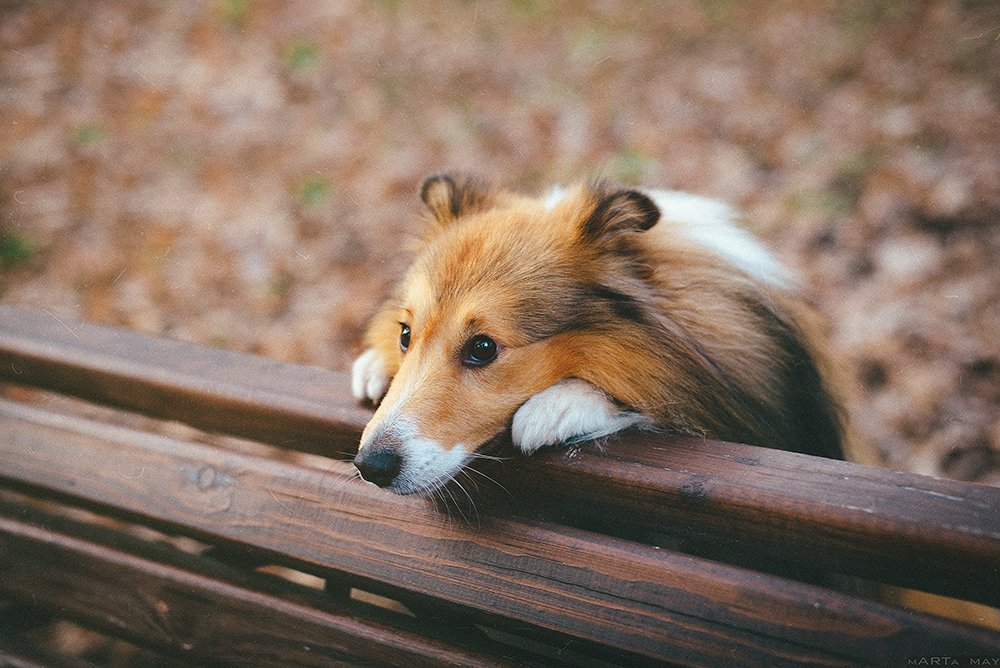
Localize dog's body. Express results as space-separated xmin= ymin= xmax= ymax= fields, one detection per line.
xmin=352 ymin=175 xmax=849 ymax=494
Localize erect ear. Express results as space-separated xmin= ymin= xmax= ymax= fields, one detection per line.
xmin=580 ymin=186 xmax=660 ymax=243
xmin=419 ymin=173 xmax=493 ymax=226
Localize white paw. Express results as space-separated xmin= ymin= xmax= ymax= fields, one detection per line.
xmin=351 ymin=348 xmax=391 ymax=403
xmin=511 ymin=378 xmax=647 ymax=455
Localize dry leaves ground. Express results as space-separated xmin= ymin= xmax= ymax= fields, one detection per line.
xmin=1 ymin=0 xmax=998 ymax=484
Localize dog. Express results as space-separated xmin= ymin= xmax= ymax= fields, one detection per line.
xmin=351 ymin=174 xmax=853 ymax=495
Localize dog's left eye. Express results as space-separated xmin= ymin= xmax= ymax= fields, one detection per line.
xmin=399 ymin=323 xmax=411 ymax=352
xmin=462 ymin=335 xmax=498 ymax=367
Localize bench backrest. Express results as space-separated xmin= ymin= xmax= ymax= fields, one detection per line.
xmin=1 ymin=304 xmax=998 ymax=666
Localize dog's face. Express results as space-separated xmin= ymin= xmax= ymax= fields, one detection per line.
xmin=356 ymin=176 xmax=659 ymax=494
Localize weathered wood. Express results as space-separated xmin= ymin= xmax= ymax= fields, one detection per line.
xmin=0 ymin=304 xmax=367 ymax=456
xmin=1 ymin=399 xmax=998 ymax=666
xmin=0 ymin=499 xmax=531 ymax=668
xmin=0 ymin=635 xmax=98 ymax=668
xmin=2 ymin=304 xmax=999 ymax=607
xmin=508 ymin=433 xmax=1000 ymax=608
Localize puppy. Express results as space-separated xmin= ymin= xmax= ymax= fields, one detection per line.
xmin=351 ymin=174 xmax=849 ymax=495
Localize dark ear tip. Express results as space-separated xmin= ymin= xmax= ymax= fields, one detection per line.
xmin=580 ymin=185 xmax=661 ymax=242
xmin=618 ymin=189 xmax=660 ymax=230
xmin=419 ymin=173 xmax=455 ymax=206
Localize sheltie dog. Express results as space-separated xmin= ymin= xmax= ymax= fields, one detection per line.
xmin=351 ymin=174 xmax=852 ymax=495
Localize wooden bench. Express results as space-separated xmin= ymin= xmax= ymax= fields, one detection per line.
xmin=0 ymin=303 xmax=998 ymax=667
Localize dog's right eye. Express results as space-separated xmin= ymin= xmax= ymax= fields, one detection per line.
xmin=399 ymin=323 xmax=411 ymax=352
xmin=461 ymin=334 xmax=498 ymax=367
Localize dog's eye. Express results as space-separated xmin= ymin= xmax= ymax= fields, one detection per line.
xmin=399 ymin=323 xmax=411 ymax=352
xmin=462 ymin=335 xmax=498 ymax=367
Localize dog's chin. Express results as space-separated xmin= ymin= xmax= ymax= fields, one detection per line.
xmin=388 ymin=430 xmax=509 ymax=497
xmin=384 ymin=463 xmax=462 ymax=496
xmin=385 ymin=475 xmax=449 ymax=496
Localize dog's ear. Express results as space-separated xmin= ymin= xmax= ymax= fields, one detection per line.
xmin=580 ymin=186 xmax=660 ymax=243
xmin=419 ymin=173 xmax=493 ymax=226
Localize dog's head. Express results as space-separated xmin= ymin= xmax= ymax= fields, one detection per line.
xmin=354 ymin=174 xmax=660 ymax=494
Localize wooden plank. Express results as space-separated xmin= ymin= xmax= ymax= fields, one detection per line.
xmin=0 ymin=636 xmax=98 ymax=668
xmin=1 ymin=400 xmax=998 ymax=666
xmin=0 ymin=501 xmax=532 ymax=668
xmin=2 ymin=304 xmax=999 ymax=606
xmin=507 ymin=433 xmax=1000 ymax=609
xmin=0 ymin=304 xmax=367 ymax=456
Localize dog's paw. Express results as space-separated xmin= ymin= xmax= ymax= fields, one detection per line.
xmin=511 ymin=378 xmax=647 ymax=455
xmin=351 ymin=348 xmax=391 ymax=404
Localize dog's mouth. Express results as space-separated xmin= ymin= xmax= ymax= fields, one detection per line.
xmin=386 ymin=453 xmax=471 ymax=496
xmin=355 ymin=429 xmax=509 ymax=497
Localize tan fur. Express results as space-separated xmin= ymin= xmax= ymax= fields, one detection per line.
xmin=356 ymin=175 xmax=1000 ymax=629
xmin=360 ymin=178 xmax=847 ymax=459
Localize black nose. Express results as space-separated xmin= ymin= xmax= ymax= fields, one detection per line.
xmin=354 ymin=448 xmax=403 ymax=488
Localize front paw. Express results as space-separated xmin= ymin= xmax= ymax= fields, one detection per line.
xmin=511 ymin=378 xmax=647 ymax=455
xmin=351 ymin=348 xmax=391 ymax=404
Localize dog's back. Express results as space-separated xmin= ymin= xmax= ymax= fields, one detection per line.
xmin=544 ymin=186 xmax=848 ymax=459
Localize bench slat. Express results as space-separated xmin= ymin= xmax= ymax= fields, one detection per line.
xmin=2 ymin=304 xmax=998 ymax=607
xmin=1 ymin=399 xmax=997 ymax=666
xmin=0 ymin=304 xmax=365 ymax=455
xmin=0 ymin=635 xmax=98 ymax=668
xmin=0 ymin=499 xmax=531 ymax=668
xmin=510 ymin=434 xmax=1000 ymax=608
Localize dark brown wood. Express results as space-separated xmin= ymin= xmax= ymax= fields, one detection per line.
xmin=1 ymin=399 xmax=998 ymax=666
xmin=0 ymin=499 xmax=530 ymax=668
xmin=0 ymin=304 xmax=368 ymax=456
xmin=2 ymin=304 xmax=999 ymax=606
xmin=509 ymin=432 xmax=1000 ymax=608
xmin=0 ymin=636 xmax=98 ymax=668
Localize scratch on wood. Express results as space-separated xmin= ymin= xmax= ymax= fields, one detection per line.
xmin=43 ymin=309 xmax=80 ymax=339
xmin=269 ymin=487 xmax=294 ymax=515
xmin=897 ymin=485 xmax=964 ymax=503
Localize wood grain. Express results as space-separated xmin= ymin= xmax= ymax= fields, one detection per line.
xmin=507 ymin=432 xmax=1000 ymax=608
xmin=0 ymin=304 xmax=368 ymax=456
xmin=0 ymin=499 xmax=531 ymax=668
xmin=2 ymin=304 xmax=998 ymax=606
xmin=1 ymin=399 xmax=998 ymax=666
xmin=0 ymin=635 xmax=97 ymax=668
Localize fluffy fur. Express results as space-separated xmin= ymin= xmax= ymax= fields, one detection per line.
xmin=352 ymin=174 xmax=850 ymax=494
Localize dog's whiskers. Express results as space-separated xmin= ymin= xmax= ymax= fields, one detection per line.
xmin=466 ymin=452 xmax=511 ymax=463
xmin=461 ymin=465 xmax=512 ymax=499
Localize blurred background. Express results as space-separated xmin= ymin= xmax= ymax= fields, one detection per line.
xmin=1 ymin=0 xmax=998 ymax=482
